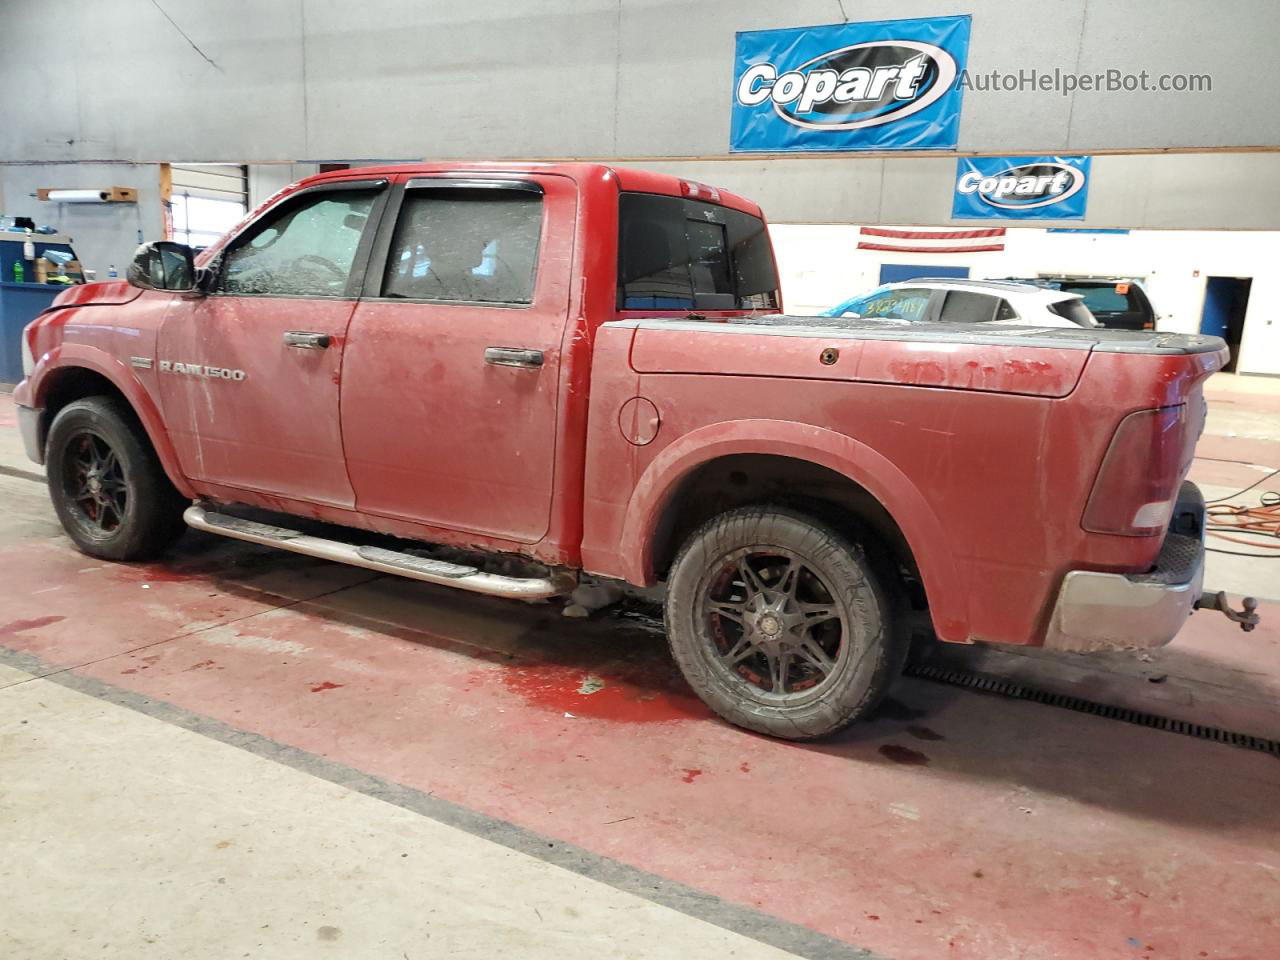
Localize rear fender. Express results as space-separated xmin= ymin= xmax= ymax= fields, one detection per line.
xmin=619 ymin=418 xmax=969 ymax=643
xmin=26 ymin=344 xmax=195 ymax=499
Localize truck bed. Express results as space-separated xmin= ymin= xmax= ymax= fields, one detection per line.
xmin=613 ymin=315 xmax=1226 ymax=401
xmin=610 ymin=314 xmax=1225 ymax=356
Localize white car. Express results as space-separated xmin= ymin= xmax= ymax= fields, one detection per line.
xmin=821 ymin=278 xmax=1099 ymax=328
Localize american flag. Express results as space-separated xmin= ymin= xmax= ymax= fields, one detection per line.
xmin=858 ymin=226 xmax=1007 ymax=254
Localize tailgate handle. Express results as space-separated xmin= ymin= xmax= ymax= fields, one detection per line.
xmin=485 ymin=346 xmax=543 ymax=368
xmin=283 ymin=331 xmax=331 ymax=349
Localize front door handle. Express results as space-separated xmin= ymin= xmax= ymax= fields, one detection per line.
xmin=484 ymin=346 xmax=544 ymax=368
xmin=283 ymin=331 xmax=331 ymax=349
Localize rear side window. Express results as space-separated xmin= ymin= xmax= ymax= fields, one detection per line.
xmin=1047 ymin=297 xmax=1099 ymax=327
xmin=618 ymin=193 xmax=779 ymax=311
xmin=938 ymin=290 xmax=998 ymax=324
xmin=221 ymin=190 xmax=375 ymax=297
xmin=383 ymin=188 xmax=543 ymax=304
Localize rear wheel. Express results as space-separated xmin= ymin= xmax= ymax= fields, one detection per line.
xmin=664 ymin=505 xmax=901 ymax=740
xmin=45 ymin=397 xmax=187 ymax=560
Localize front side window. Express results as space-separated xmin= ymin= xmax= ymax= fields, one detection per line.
xmin=220 ymin=190 xmax=375 ymax=297
xmin=618 ymin=193 xmax=779 ymax=311
xmin=383 ymin=188 xmax=543 ymax=304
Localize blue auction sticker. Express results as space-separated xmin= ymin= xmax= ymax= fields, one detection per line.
xmin=730 ymin=15 xmax=971 ymax=152
xmin=952 ymin=156 xmax=1092 ymax=220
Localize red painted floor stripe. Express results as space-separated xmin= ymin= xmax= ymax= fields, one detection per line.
xmin=3 ymin=535 xmax=1279 ymax=960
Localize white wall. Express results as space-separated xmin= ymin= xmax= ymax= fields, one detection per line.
xmin=247 ymin=164 xmax=319 ymax=211
xmin=771 ymin=224 xmax=1280 ymax=376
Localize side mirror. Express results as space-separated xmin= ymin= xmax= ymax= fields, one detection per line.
xmin=126 ymin=241 xmax=200 ymax=295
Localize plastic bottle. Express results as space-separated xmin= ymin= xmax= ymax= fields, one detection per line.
xmin=108 ymin=264 xmax=118 ymax=279
xmin=22 ymin=229 xmax=35 ymax=261
xmin=13 ymin=260 xmax=24 ymax=282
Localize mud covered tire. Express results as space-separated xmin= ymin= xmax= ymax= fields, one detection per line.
xmin=45 ymin=397 xmax=187 ymax=561
xmin=665 ymin=505 xmax=902 ymax=740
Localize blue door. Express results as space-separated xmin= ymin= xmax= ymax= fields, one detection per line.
xmin=1199 ymin=277 xmax=1231 ymax=338
xmin=1199 ymin=276 xmax=1251 ymax=372
xmin=879 ymin=264 xmax=969 ymax=284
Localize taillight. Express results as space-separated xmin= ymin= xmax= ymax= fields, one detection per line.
xmin=1083 ymin=405 xmax=1188 ymax=536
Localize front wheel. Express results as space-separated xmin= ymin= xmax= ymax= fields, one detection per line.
xmin=664 ymin=506 xmax=901 ymax=740
xmin=45 ymin=397 xmax=187 ymax=561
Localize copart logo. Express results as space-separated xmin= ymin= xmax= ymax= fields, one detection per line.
xmin=159 ymin=360 xmax=246 ymax=381
xmin=735 ymin=41 xmax=959 ymax=130
xmin=956 ymin=161 xmax=1086 ymax=210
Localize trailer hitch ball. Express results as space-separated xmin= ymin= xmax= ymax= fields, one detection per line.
xmin=1195 ymin=591 xmax=1261 ymax=632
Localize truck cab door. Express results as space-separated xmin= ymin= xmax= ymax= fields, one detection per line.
xmin=157 ymin=178 xmax=389 ymax=508
xmin=340 ymin=175 xmax=575 ymax=544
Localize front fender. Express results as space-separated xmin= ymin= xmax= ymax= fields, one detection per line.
xmin=26 ymin=344 xmax=195 ymax=499
xmin=618 ymin=418 xmax=970 ymax=644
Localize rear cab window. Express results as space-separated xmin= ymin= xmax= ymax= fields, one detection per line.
xmin=618 ymin=193 xmax=779 ymax=311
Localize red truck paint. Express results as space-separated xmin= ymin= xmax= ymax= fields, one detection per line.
xmin=14 ymin=162 xmax=1226 ymax=652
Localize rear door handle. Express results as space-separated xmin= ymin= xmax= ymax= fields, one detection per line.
xmin=484 ymin=346 xmax=544 ymax=368
xmin=283 ymin=331 xmax=331 ymax=349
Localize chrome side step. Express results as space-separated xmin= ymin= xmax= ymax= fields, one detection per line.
xmin=184 ymin=505 xmax=574 ymax=600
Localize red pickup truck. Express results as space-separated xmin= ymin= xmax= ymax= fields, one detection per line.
xmin=13 ymin=162 xmax=1236 ymax=739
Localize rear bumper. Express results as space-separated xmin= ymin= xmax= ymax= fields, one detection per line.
xmin=1044 ymin=482 xmax=1205 ymax=653
xmin=17 ymin=402 xmax=43 ymax=465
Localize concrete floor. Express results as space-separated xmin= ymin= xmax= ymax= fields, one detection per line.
xmin=1 ymin=378 xmax=1278 ymax=960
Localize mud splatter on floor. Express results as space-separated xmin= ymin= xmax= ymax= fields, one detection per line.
xmin=0 ymin=615 xmax=65 ymax=636
xmin=493 ymin=659 xmax=710 ymax=724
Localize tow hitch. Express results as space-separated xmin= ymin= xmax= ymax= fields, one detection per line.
xmin=1195 ymin=591 xmax=1261 ymax=632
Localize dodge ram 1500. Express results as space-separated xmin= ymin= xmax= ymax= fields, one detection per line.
xmin=12 ymin=162 xmax=1243 ymax=739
